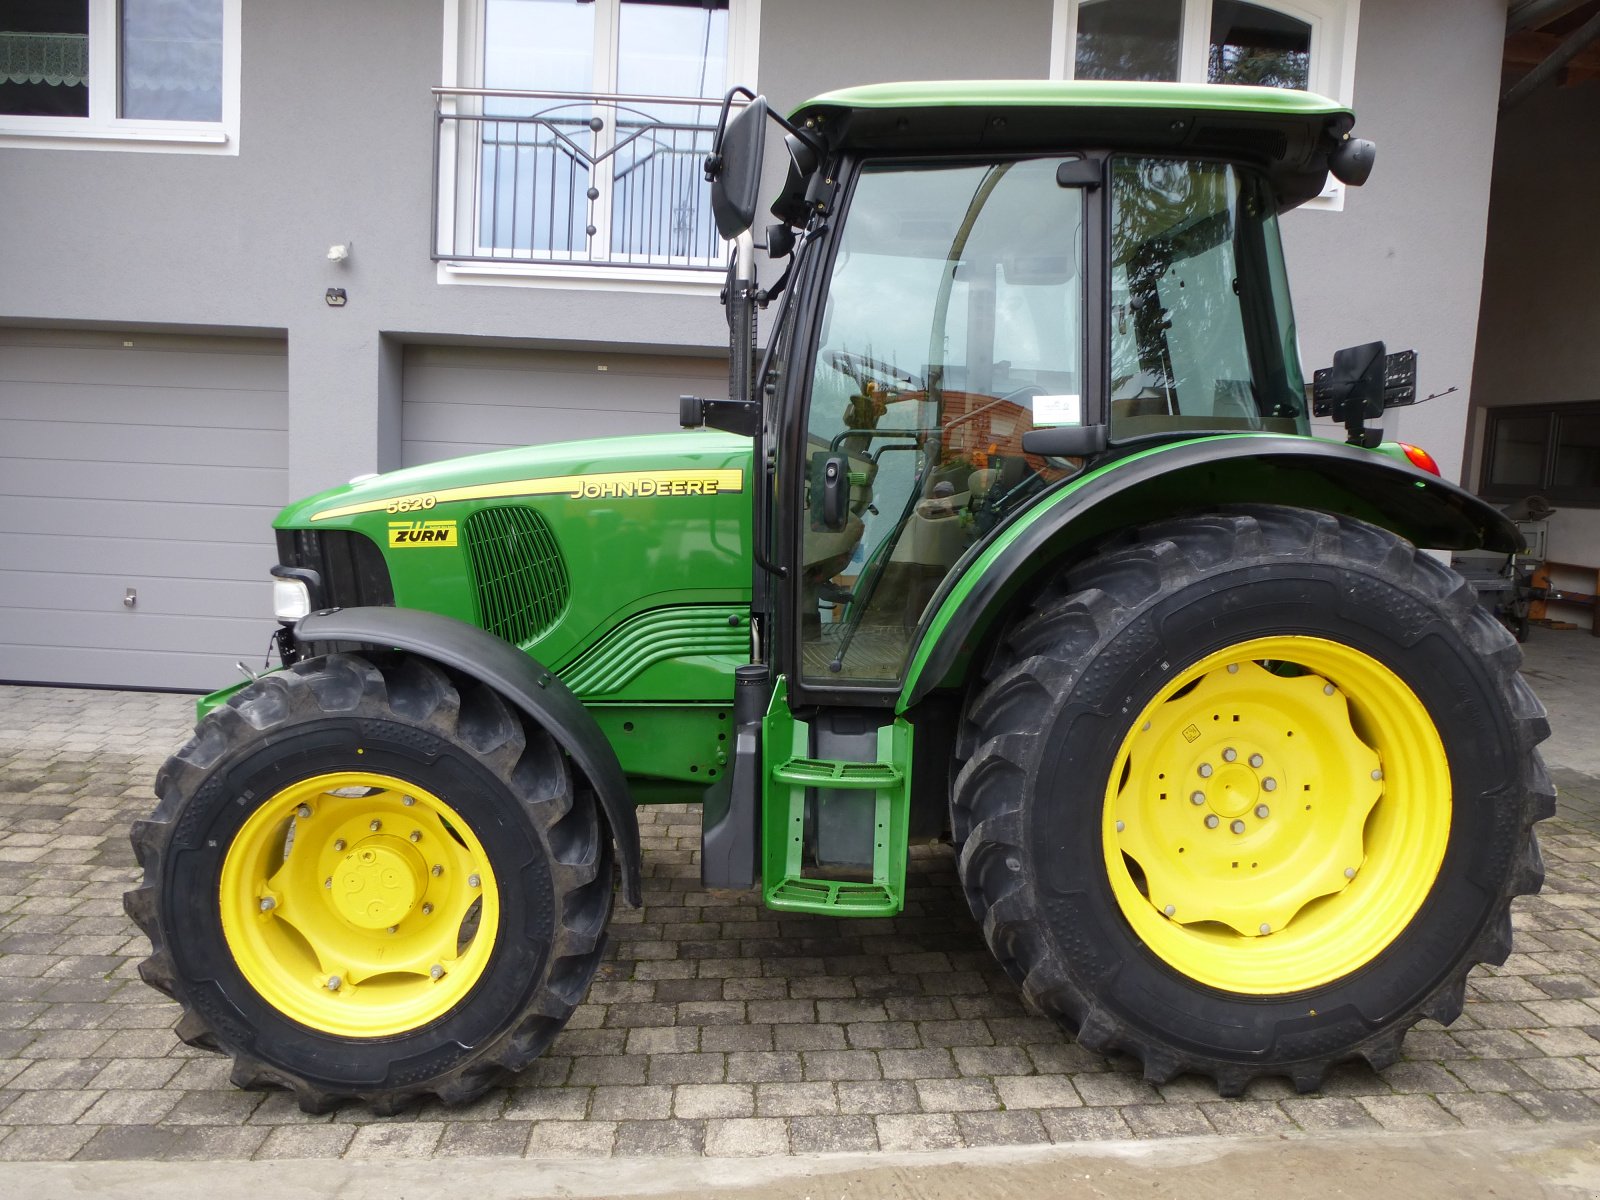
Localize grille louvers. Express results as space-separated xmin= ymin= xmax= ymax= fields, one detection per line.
xmin=462 ymin=506 xmax=571 ymax=646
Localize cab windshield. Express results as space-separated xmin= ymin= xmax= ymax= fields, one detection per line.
xmin=1108 ymin=157 xmax=1307 ymax=441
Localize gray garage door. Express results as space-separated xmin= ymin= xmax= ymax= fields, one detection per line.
xmin=401 ymin=345 xmax=728 ymax=466
xmin=0 ymin=329 xmax=287 ymax=691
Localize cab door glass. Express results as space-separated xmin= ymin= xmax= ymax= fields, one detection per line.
xmin=800 ymin=159 xmax=1086 ymax=685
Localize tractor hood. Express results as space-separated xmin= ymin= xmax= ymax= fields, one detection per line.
xmin=277 ymin=430 xmax=753 ymax=529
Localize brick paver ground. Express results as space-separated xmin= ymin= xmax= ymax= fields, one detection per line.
xmin=3 ymin=634 xmax=1600 ymax=1162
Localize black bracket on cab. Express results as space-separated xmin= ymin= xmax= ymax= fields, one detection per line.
xmin=680 ymin=394 xmax=761 ymax=438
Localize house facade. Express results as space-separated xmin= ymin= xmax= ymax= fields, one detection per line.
xmin=0 ymin=0 xmax=1591 ymax=690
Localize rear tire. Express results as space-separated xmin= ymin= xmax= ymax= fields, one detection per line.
xmin=125 ymin=652 xmax=612 ymax=1113
xmin=952 ymin=506 xmax=1552 ymax=1094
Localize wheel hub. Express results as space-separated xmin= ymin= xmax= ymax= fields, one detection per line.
xmin=1112 ymin=656 xmax=1382 ymax=938
xmin=218 ymin=771 xmax=500 ymax=1038
xmin=333 ymin=841 xmax=422 ymax=930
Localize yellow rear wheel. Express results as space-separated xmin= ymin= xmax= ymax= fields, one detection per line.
xmin=1103 ymin=637 xmax=1450 ymax=994
xmin=219 ymin=772 xmax=500 ymax=1038
xmin=951 ymin=506 xmax=1550 ymax=1095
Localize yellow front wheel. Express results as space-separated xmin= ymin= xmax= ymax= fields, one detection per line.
xmin=952 ymin=506 xmax=1551 ymax=1096
xmin=219 ymin=772 xmax=501 ymax=1039
xmin=127 ymin=653 xmax=613 ymax=1114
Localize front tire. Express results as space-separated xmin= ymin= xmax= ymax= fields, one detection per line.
xmin=125 ymin=652 xmax=612 ymax=1113
xmin=952 ymin=506 xmax=1553 ymax=1094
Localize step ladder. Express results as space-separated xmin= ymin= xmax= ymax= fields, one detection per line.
xmin=761 ymin=677 xmax=913 ymax=917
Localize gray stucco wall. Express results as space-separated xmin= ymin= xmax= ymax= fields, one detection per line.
xmin=0 ymin=0 xmax=1502 ymax=498
xmin=1467 ymin=80 xmax=1600 ymax=584
xmin=1278 ymin=0 xmax=1506 ymax=485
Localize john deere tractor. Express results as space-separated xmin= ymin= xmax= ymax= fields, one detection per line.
xmin=126 ymin=80 xmax=1550 ymax=1111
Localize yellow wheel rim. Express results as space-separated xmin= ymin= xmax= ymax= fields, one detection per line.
xmin=219 ymin=771 xmax=500 ymax=1037
xmin=1103 ymin=636 xmax=1450 ymax=994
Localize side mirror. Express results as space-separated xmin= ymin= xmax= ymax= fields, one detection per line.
xmin=1329 ymin=137 xmax=1376 ymax=186
xmin=708 ymin=96 xmax=768 ymax=240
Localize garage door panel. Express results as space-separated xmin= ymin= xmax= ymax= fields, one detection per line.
xmin=3 ymin=420 xmax=287 ymax=468
xmin=1 ymin=382 xmax=288 ymax=431
xmin=3 ymin=497 xmax=279 ymax=543
xmin=4 ymin=608 xmax=272 ymax=656
xmin=2 ymin=459 xmax=285 ymax=507
xmin=401 ymin=346 xmax=725 ymax=468
xmin=0 ymin=342 xmax=290 ymax=392
xmin=0 ymin=532 xmax=269 ymax=582
xmin=0 ymin=332 xmax=287 ymax=689
xmin=1 ymin=571 xmax=273 ymax=622
xmin=0 ymin=644 xmax=252 ymax=692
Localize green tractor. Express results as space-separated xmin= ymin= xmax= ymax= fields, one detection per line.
xmin=126 ymin=80 xmax=1550 ymax=1112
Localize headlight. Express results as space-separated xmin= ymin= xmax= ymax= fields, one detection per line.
xmin=273 ymin=578 xmax=312 ymax=622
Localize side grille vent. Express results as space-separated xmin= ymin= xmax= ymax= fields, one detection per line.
xmin=462 ymin=506 xmax=570 ymax=646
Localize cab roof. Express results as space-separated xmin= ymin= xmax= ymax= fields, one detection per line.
xmin=787 ymin=80 xmax=1355 ymax=210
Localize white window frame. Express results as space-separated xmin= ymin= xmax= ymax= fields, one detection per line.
xmin=0 ymin=0 xmax=241 ymax=154
xmin=1049 ymin=0 xmax=1359 ymax=211
xmin=437 ymin=0 xmax=761 ymax=290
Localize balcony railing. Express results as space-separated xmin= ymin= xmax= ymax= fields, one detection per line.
xmin=432 ymin=87 xmax=731 ymax=272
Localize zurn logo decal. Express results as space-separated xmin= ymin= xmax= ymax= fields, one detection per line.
xmin=388 ymin=520 xmax=458 ymax=547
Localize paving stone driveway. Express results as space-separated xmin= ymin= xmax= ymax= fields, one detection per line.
xmin=3 ymin=635 xmax=1600 ymax=1164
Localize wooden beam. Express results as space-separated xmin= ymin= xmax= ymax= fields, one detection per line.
xmin=1505 ymin=29 xmax=1600 ymax=70
xmin=1503 ymin=9 xmax=1600 ymax=109
xmin=1508 ymin=0 xmax=1593 ymax=35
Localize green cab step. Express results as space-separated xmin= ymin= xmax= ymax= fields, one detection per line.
xmin=761 ymin=676 xmax=913 ymax=919
xmin=769 ymin=757 xmax=902 ymax=788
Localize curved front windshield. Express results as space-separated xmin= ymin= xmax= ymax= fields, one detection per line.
xmin=1109 ymin=157 xmax=1307 ymax=440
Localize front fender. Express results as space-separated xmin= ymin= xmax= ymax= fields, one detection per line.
xmin=899 ymin=435 xmax=1517 ymax=708
xmin=296 ymin=606 xmax=641 ymax=907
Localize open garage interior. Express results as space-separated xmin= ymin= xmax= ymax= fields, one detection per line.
xmin=0 ymin=328 xmax=288 ymax=691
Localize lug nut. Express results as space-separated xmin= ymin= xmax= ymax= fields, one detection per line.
xmin=468 ymin=874 xmax=481 ymax=889
xmin=1259 ymin=923 xmax=1271 ymax=935
xmin=1198 ymin=763 xmax=1214 ymax=778
xmin=1190 ymin=791 xmax=1206 ymax=806
xmin=1141 ymin=721 xmax=1152 ymax=732
xmin=369 ymin=819 xmax=382 ymax=832
xmin=1227 ymin=663 xmax=1240 ymax=674
xmin=403 ymin=796 xmax=416 ymax=807
xmin=297 ymin=805 xmax=312 ymax=819
xmin=431 ymin=864 xmax=443 ymax=877
xmin=1262 ymin=778 xmax=1278 ymax=792
xmin=387 ymin=925 xmax=398 ymax=934
xmin=1222 ymin=748 xmax=1237 ymax=762
xmin=1249 ymin=754 xmax=1263 ymax=768
xmin=1324 ymin=683 xmax=1336 ymax=696
xmin=429 ymin=964 xmax=444 ymax=980
xmin=1371 ymin=768 xmax=1384 ymax=781
xmin=409 ymin=830 xmax=421 ymax=843
xmin=1345 ymin=867 xmax=1357 ymax=879
xmin=1163 ymin=905 xmax=1176 ymax=917
xmin=1205 ymin=815 xmax=1220 ymax=829
xmin=1115 ymin=820 xmax=1125 ymax=833
xmin=1255 ymin=805 xmax=1270 ymax=819
xmin=326 ymin=976 xmax=341 ymax=991
xmin=334 ymin=838 xmax=347 ymax=852
xmin=421 ymin=903 xmax=433 ymax=916
xmin=323 ymin=877 xmax=332 ymax=889
xmin=1231 ymin=819 xmax=1246 ymax=834
xmin=259 ymin=897 xmax=275 ymax=912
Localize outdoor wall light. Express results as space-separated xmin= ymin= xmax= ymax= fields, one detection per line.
xmin=325 ymin=288 xmax=348 ymax=307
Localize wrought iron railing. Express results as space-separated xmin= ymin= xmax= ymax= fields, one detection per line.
xmin=432 ymin=87 xmax=731 ymax=271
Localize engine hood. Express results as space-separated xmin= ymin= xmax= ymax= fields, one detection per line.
xmin=277 ymin=430 xmax=753 ymax=528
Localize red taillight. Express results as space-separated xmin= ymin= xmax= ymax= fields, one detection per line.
xmin=1400 ymin=442 xmax=1441 ymax=476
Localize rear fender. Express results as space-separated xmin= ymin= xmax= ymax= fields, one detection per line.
xmin=899 ymin=435 xmax=1518 ymax=708
xmin=295 ymin=606 xmax=642 ymax=906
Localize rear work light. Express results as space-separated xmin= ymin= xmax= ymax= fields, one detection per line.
xmin=1398 ymin=442 xmax=1441 ymax=476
